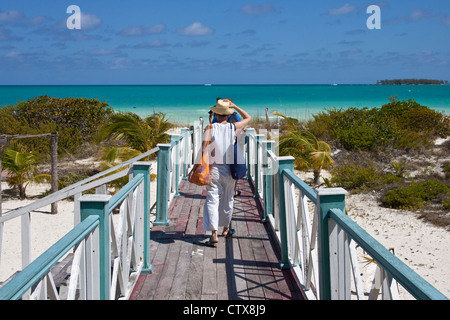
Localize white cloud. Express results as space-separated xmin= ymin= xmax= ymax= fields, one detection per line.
xmin=329 ymin=3 xmax=357 ymax=16
xmin=5 ymin=50 xmax=21 ymax=58
xmin=27 ymin=15 xmax=51 ymax=26
xmin=437 ymin=13 xmax=450 ymax=25
xmin=120 ymin=24 xmax=166 ymax=36
xmin=134 ymin=40 xmax=170 ymax=49
xmin=410 ymin=10 xmax=429 ymax=21
xmin=0 ymin=10 xmax=24 ymax=23
xmin=241 ymin=4 xmax=276 ymax=15
xmin=0 ymin=26 xmax=23 ymax=41
xmin=177 ymin=22 xmax=214 ymax=36
xmin=81 ymin=13 xmax=102 ymax=30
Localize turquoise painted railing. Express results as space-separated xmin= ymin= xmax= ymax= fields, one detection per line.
xmin=246 ymin=128 xmax=448 ymax=300
xmin=0 ymin=164 xmax=152 ymax=300
xmin=0 ymin=215 xmax=99 ymax=300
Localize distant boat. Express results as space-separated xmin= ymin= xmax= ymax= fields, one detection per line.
xmin=204 ymin=83 xmax=212 ymax=86
xmin=332 ymin=83 xmax=338 ymax=86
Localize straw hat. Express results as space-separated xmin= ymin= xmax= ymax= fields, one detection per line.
xmin=210 ymin=99 xmax=234 ymax=115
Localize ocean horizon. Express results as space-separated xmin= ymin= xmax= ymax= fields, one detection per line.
xmin=1 ymin=84 xmax=450 ymax=125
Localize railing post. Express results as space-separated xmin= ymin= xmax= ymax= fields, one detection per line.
xmin=155 ymin=144 xmax=171 ymax=226
xmin=132 ymin=162 xmax=153 ymax=274
xmin=79 ymin=194 xmax=111 ymax=300
xmin=170 ymin=135 xmax=181 ymax=198
xmin=262 ymin=141 xmax=274 ymax=222
xmin=316 ymin=188 xmax=347 ymax=300
xmin=277 ymin=156 xmax=295 ymax=269
xmin=181 ymin=128 xmax=189 ymax=180
xmin=253 ymin=134 xmax=264 ymax=199
xmin=246 ymin=128 xmax=255 ymax=181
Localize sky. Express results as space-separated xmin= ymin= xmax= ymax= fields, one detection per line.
xmin=0 ymin=0 xmax=449 ymax=85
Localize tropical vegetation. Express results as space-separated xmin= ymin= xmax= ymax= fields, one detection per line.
xmin=0 ymin=95 xmax=113 ymax=158
xmin=307 ymin=97 xmax=449 ymax=152
xmin=273 ymin=111 xmax=334 ymax=186
xmin=2 ymin=141 xmax=53 ymax=199
xmin=96 ymin=111 xmax=174 ymax=163
xmin=376 ymin=79 xmax=449 ymax=85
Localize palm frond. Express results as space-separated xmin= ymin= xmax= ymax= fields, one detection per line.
xmin=101 ymin=146 xmax=141 ymax=163
xmin=273 ymin=111 xmax=335 ymax=184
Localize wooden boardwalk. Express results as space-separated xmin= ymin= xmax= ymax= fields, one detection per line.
xmin=130 ymin=179 xmax=305 ymax=300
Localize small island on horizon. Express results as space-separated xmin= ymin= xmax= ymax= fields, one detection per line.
xmin=376 ymin=79 xmax=449 ymax=85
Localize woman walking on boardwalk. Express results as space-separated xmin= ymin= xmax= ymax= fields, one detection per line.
xmin=202 ymin=99 xmax=251 ymax=246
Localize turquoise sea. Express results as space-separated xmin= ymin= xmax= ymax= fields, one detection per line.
xmin=1 ymin=85 xmax=450 ymax=125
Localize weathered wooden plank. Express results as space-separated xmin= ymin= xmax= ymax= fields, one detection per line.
xmin=169 ymin=240 xmax=194 ymax=300
xmin=216 ymin=237 xmax=228 ymax=300
xmin=251 ymin=238 xmax=283 ymax=300
xmin=229 ymin=235 xmax=248 ymax=300
xmin=136 ymin=239 xmax=170 ymax=300
xmin=185 ymin=205 xmax=201 ymax=236
xmin=185 ymin=242 xmax=204 ymax=300
xmin=168 ymin=196 xmax=184 ymax=220
xmin=152 ymin=240 xmax=182 ymax=300
xmin=202 ymin=243 xmax=218 ymax=295
xmin=174 ymin=205 xmax=190 ymax=234
xmin=239 ymin=237 xmax=265 ymax=300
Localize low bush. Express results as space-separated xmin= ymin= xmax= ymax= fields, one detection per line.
xmin=330 ymin=163 xmax=402 ymax=192
xmin=382 ymin=178 xmax=450 ymax=210
xmin=307 ymin=99 xmax=450 ymax=152
xmin=1 ymin=96 xmax=113 ymax=159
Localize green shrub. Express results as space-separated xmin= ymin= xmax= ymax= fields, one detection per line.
xmin=1 ymin=96 xmax=113 ymax=158
xmin=380 ymin=99 xmax=449 ymax=137
xmin=444 ymin=162 xmax=450 ymax=173
xmin=382 ymin=179 xmax=450 ymax=210
xmin=442 ymin=200 xmax=450 ymax=211
xmin=331 ymin=164 xmax=378 ymax=190
xmin=330 ymin=163 xmax=402 ymax=192
xmin=14 ymin=96 xmax=113 ymax=136
xmin=307 ymin=99 xmax=450 ymax=152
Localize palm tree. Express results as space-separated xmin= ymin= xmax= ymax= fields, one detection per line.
xmin=273 ymin=111 xmax=334 ymax=186
xmin=2 ymin=142 xmax=52 ymax=199
xmin=97 ymin=111 xmax=174 ymax=163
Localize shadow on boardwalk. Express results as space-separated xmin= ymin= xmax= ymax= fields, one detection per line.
xmin=130 ymin=179 xmax=305 ymax=300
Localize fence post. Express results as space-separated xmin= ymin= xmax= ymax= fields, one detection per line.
xmin=170 ymin=135 xmax=181 ymax=198
xmin=253 ymin=134 xmax=264 ymax=199
xmin=132 ymin=162 xmax=153 ymax=274
xmin=246 ymin=128 xmax=255 ymax=181
xmin=50 ymin=132 xmax=58 ymax=215
xmin=262 ymin=140 xmax=274 ymax=222
xmin=155 ymin=144 xmax=171 ymax=226
xmin=316 ymin=188 xmax=347 ymax=300
xmin=79 ymin=194 xmax=111 ymax=300
xmin=180 ymin=128 xmax=189 ymax=180
xmin=277 ymin=156 xmax=295 ymax=269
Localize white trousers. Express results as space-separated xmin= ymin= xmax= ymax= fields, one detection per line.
xmin=203 ymin=164 xmax=235 ymax=232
